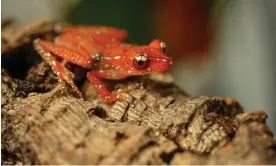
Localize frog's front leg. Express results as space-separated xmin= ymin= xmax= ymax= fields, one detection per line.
xmin=87 ymin=71 xmax=131 ymax=103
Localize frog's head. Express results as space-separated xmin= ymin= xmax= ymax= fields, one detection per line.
xmin=122 ymin=40 xmax=172 ymax=76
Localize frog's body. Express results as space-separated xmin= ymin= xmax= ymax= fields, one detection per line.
xmin=33 ymin=25 xmax=172 ymax=103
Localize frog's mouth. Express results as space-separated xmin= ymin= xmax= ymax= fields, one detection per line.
xmin=150 ymin=56 xmax=172 ymax=72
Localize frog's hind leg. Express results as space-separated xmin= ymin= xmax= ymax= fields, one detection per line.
xmin=33 ymin=39 xmax=84 ymax=99
xmin=33 ymin=39 xmax=93 ymax=69
xmin=62 ymin=26 xmax=128 ymax=41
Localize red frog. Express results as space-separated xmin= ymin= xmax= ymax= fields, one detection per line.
xmin=33 ymin=25 xmax=172 ymax=103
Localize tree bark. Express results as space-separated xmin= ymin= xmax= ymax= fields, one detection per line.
xmin=1 ymin=20 xmax=276 ymax=165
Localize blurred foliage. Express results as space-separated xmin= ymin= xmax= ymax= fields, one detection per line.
xmin=65 ymin=0 xmax=231 ymax=60
xmin=68 ymin=0 xmax=155 ymax=44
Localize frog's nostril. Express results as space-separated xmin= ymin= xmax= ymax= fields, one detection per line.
xmin=166 ymin=57 xmax=172 ymax=66
xmin=169 ymin=58 xmax=172 ymax=65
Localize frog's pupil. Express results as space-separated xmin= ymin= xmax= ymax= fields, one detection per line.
xmin=138 ymin=60 xmax=144 ymax=65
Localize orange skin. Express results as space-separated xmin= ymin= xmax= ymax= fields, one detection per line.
xmin=33 ymin=26 xmax=172 ymax=103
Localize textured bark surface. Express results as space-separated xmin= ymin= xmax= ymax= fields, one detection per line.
xmin=2 ymin=20 xmax=276 ymax=165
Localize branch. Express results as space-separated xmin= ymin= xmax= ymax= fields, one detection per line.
xmin=1 ymin=20 xmax=276 ymax=165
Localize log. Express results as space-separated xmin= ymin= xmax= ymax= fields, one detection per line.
xmin=1 ymin=20 xmax=276 ymax=165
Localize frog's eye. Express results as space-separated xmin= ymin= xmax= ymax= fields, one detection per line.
xmin=160 ymin=41 xmax=167 ymax=53
xmin=149 ymin=40 xmax=167 ymax=53
xmin=133 ymin=54 xmax=150 ymax=70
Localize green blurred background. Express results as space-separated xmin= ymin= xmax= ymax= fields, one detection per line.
xmin=69 ymin=0 xmax=155 ymax=44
